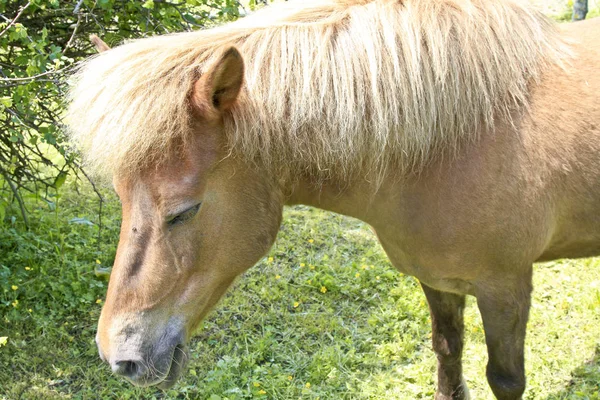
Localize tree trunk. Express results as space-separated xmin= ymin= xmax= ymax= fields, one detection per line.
xmin=573 ymin=0 xmax=588 ymax=21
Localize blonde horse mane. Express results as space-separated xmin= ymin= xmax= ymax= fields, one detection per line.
xmin=67 ymin=0 xmax=569 ymax=182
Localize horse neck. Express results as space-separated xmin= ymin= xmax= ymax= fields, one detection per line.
xmin=282 ymin=173 xmax=399 ymax=226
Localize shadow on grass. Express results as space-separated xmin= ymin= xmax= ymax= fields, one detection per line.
xmin=546 ymin=345 xmax=600 ymax=400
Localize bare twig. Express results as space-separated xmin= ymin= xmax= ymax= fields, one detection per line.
xmin=236 ymin=0 xmax=248 ymax=16
xmin=64 ymin=13 xmax=82 ymax=51
xmin=0 ymin=2 xmax=31 ymax=38
xmin=76 ymin=164 xmax=104 ymax=249
xmin=0 ymin=78 xmax=59 ymax=88
xmin=167 ymin=3 xmax=206 ymax=30
xmin=0 ymin=168 xmax=29 ymax=228
xmin=73 ymin=0 xmax=85 ymax=15
xmin=0 ymin=65 xmax=69 ymax=82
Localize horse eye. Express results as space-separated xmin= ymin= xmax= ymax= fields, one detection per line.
xmin=167 ymin=203 xmax=202 ymax=228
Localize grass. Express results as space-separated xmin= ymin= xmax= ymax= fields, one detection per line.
xmin=0 ymin=181 xmax=599 ymax=400
xmin=530 ymin=0 xmax=600 ymax=21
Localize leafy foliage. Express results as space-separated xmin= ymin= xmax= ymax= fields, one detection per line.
xmin=0 ymin=0 xmax=245 ymax=227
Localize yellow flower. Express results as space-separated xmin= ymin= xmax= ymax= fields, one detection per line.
xmin=361 ymin=265 xmax=368 ymax=270
xmin=320 ymin=286 xmax=327 ymax=293
xmin=305 ymin=382 xmax=311 ymax=389
xmin=25 ymin=266 xmax=31 ymax=271
xmin=355 ymin=272 xmax=360 ymax=278
xmin=12 ymin=300 xmax=18 ymax=307
xmin=11 ymin=285 xmax=18 ymax=291
xmin=287 ymin=375 xmax=293 ymax=381
xmin=96 ymin=299 xmax=103 ymax=304
xmin=267 ymin=257 xmax=274 ymax=263
xmin=275 ymin=275 xmax=281 ymax=280
xmin=308 ymin=239 xmax=314 ymax=243
xmin=95 ymin=259 xmax=101 ymax=264
xmin=309 ymin=265 xmax=315 ymax=270
xmin=293 ymin=301 xmax=300 ymax=308
xmin=28 ymin=309 xmax=32 ymax=313
xmin=253 ymin=382 xmax=261 ymax=387
xmin=258 ymin=390 xmax=266 ymax=395
xmin=299 ymin=263 xmax=305 ymax=267
xmin=376 ymin=276 xmax=380 ymax=281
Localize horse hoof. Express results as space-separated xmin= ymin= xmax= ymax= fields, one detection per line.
xmin=434 ymin=380 xmax=470 ymax=400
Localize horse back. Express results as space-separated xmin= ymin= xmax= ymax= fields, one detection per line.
xmin=530 ymin=17 xmax=600 ymax=261
xmin=371 ymin=19 xmax=600 ymax=290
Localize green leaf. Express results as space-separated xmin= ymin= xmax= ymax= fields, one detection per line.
xmin=53 ymin=172 xmax=67 ymax=190
xmin=94 ymin=266 xmax=112 ymax=280
xmin=0 ymin=337 xmax=7 ymax=347
xmin=0 ymin=97 xmax=12 ymax=108
xmin=43 ymin=131 xmax=56 ymax=145
xmin=97 ymin=0 xmax=111 ymax=9
xmin=69 ymin=217 xmax=94 ymax=226
xmin=142 ymin=0 xmax=154 ymax=9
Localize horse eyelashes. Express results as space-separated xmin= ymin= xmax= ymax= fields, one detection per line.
xmin=167 ymin=203 xmax=202 ymax=228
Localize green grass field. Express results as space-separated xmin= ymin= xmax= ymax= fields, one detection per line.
xmin=1 ymin=182 xmax=599 ymax=399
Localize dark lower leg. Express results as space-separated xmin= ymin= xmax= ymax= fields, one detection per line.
xmin=421 ymin=283 xmax=469 ymax=400
xmin=476 ymin=271 xmax=532 ymax=400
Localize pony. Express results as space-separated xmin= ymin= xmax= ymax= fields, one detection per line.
xmin=67 ymin=0 xmax=600 ymax=398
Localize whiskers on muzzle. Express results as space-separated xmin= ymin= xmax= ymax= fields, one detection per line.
xmin=97 ymin=316 xmax=188 ymax=388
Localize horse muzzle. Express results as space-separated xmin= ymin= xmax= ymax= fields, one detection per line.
xmin=96 ymin=315 xmax=189 ymax=388
xmin=110 ymin=343 xmax=189 ymax=388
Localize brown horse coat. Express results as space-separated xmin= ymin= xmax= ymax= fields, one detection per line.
xmin=67 ymin=1 xmax=600 ymax=398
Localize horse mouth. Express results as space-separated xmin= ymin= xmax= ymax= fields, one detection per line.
xmin=157 ymin=344 xmax=189 ymax=389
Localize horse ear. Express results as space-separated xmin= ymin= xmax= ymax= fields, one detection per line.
xmin=192 ymin=47 xmax=244 ymax=115
xmin=90 ymin=34 xmax=111 ymax=53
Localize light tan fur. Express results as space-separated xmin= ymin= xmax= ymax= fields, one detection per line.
xmin=68 ymin=0 xmax=568 ymax=183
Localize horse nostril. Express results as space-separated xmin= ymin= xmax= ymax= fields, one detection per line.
xmin=112 ymin=359 xmax=142 ymax=379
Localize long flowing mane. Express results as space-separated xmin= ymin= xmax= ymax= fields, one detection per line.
xmin=67 ymin=0 xmax=568 ymax=181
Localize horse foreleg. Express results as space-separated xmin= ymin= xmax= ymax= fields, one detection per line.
xmin=421 ymin=283 xmax=470 ymax=400
xmin=475 ymin=269 xmax=532 ymax=400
